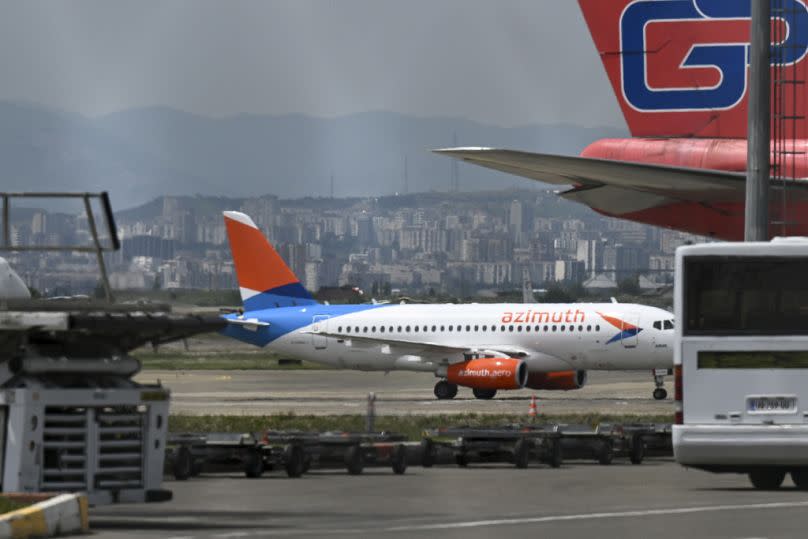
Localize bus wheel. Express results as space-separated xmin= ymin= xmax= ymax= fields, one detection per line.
xmin=791 ymin=469 xmax=808 ymax=490
xmin=749 ymin=469 xmax=786 ymax=490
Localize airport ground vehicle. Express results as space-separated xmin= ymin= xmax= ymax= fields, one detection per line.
xmin=673 ymin=238 xmax=808 ymax=489
xmin=167 ymin=431 xmax=411 ymax=478
xmin=221 ymin=211 xmax=674 ymax=400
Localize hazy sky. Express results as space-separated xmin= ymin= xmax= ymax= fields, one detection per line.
xmin=0 ymin=1 xmax=624 ymax=128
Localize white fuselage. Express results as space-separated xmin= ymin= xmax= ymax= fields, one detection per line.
xmin=255 ymin=302 xmax=674 ymax=374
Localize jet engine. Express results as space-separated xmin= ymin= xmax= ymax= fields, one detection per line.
xmin=525 ymin=370 xmax=587 ymax=391
xmin=446 ymin=357 xmax=527 ymax=390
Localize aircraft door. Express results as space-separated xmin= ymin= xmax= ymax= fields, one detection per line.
xmin=621 ymin=313 xmax=640 ymax=348
xmin=311 ymin=315 xmax=329 ymax=350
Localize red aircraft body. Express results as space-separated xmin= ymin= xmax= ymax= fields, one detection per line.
xmin=436 ymin=0 xmax=808 ymax=240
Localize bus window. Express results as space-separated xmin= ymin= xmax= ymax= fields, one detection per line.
xmin=684 ymin=256 xmax=808 ymax=335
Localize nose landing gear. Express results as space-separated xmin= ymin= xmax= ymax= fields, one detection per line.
xmin=434 ymin=380 xmax=458 ymax=400
xmin=652 ymin=368 xmax=669 ymax=400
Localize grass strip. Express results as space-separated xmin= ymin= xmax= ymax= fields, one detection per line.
xmin=169 ymin=413 xmax=674 ymax=441
xmin=0 ymin=497 xmax=30 ymax=514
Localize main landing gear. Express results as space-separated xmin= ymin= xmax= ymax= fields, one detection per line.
xmin=434 ymin=380 xmax=458 ymax=400
xmin=472 ymin=388 xmax=497 ymax=400
xmin=652 ymin=368 xmax=669 ymax=400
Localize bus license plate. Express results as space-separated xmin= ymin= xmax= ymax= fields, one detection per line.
xmin=747 ymin=396 xmax=797 ymax=414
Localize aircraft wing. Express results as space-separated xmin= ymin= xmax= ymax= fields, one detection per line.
xmin=300 ymin=329 xmax=530 ymax=359
xmin=434 ymin=148 xmax=746 ymax=209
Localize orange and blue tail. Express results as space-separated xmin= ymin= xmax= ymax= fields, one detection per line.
xmin=223 ymin=211 xmax=317 ymax=311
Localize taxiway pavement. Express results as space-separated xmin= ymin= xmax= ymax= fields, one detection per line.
xmin=92 ymin=460 xmax=808 ymax=538
xmin=136 ymin=369 xmax=672 ymax=416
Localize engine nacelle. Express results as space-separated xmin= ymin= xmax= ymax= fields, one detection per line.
xmin=525 ymin=370 xmax=587 ymax=391
xmin=446 ymin=358 xmax=527 ymax=390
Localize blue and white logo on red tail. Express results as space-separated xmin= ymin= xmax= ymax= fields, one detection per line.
xmin=597 ymin=312 xmax=643 ymax=344
xmin=620 ymin=0 xmax=808 ymax=112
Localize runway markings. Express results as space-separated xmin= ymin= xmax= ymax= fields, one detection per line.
xmin=381 ymin=501 xmax=808 ymax=532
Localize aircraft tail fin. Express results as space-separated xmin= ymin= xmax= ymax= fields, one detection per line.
xmin=223 ymin=211 xmax=317 ymax=311
xmin=577 ymin=0 xmax=802 ymax=138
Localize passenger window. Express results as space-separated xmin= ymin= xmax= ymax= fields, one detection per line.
xmin=380 ymin=326 xmax=385 ymax=333
xmin=338 ymin=326 xmax=343 ymax=332
xmin=440 ymin=326 xmax=445 ymax=331
xmin=414 ymin=326 xmax=419 ymax=332
xmin=517 ymin=325 xmax=523 ymax=332
xmin=561 ymin=325 xmax=566 ymax=331
xmin=509 ymin=325 xmax=514 ymax=332
xmin=389 ymin=326 xmax=393 ymax=332
xmin=423 ymin=325 xmax=428 ymax=332
xmin=552 ymin=325 xmax=557 ymax=332
xmin=535 ymin=325 xmax=540 ymax=332
xmin=372 ymin=326 xmax=376 ymax=332
xmin=482 ymin=325 xmax=487 ymax=331
xmin=525 ymin=325 xmax=530 ymax=332
xmin=397 ymin=326 xmax=402 ymax=332
xmin=355 ymin=326 xmax=360 ymax=333
xmin=578 ymin=325 xmax=583 ymax=331
xmin=596 ymin=325 xmax=601 ymax=331
xmin=543 ymin=325 xmax=548 ymax=332
xmin=363 ymin=327 xmax=368 ymax=333
xmin=432 ymin=325 xmax=437 ymax=332
xmin=346 ymin=327 xmax=351 ymax=333
xmin=501 ymin=325 xmax=506 ymax=332
xmin=465 ymin=325 xmax=471 ymax=331
xmin=405 ymin=325 xmax=411 ymax=332
xmin=586 ymin=325 xmax=591 ymax=331
xmin=474 ymin=325 xmax=479 ymax=331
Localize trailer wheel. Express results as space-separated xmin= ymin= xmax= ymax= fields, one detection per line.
xmin=513 ymin=439 xmax=531 ymax=469
xmin=749 ymin=469 xmax=786 ymax=490
xmin=345 ymin=445 xmax=364 ymax=475
xmin=455 ymin=453 xmax=469 ymax=467
xmin=190 ymin=459 xmax=203 ymax=477
xmin=630 ymin=435 xmax=645 ymax=465
xmin=548 ymin=439 xmax=563 ymax=468
xmin=284 ymin=444 xmax=305 ymax=478
xmin=791 ymin=469 xmax=808 ymax=490
xmin=598 ymin=440 xmax=613 ymax=465
xmin=173 ymin=446 xmax=193 ymax=480
xmin=244 ymin=450 xmax=265 ymax=478
xmin=391 ymin=444 xmax=408 ymax=475
xmin=420 ymin=439 xmax=435 ymax=468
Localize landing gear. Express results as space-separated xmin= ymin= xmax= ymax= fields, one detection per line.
xmin=472 ymin=388 xmax=497 ymax=400
xmin=652 ymin=369 xmax=669 ymax=400
xmin=434 ymin=380 xmax=458 ymax=400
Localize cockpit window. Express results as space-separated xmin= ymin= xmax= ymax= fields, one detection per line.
xmin=664 ymin=320 xmax=674 ymax=330
xmin=653 ymin=321 xmax=662 ymax=330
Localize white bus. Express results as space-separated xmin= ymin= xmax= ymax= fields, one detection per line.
xmin=673 ymin=238 xmax=808 ymax=490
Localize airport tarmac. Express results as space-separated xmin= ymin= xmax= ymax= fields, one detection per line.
xmin=93 ymin=461 xmax=808 ymax=538
xmin=137 ymin=369 xmax=672 ymax=416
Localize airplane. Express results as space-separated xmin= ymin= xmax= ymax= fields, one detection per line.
xmin=435 ymin=0 xmax=808 ymax=241
xmin=220 ymin=211 xmax=675 ymax=400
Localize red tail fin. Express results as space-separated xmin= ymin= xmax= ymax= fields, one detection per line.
xmin=578 ymin=0 xmax=808 ymax=139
